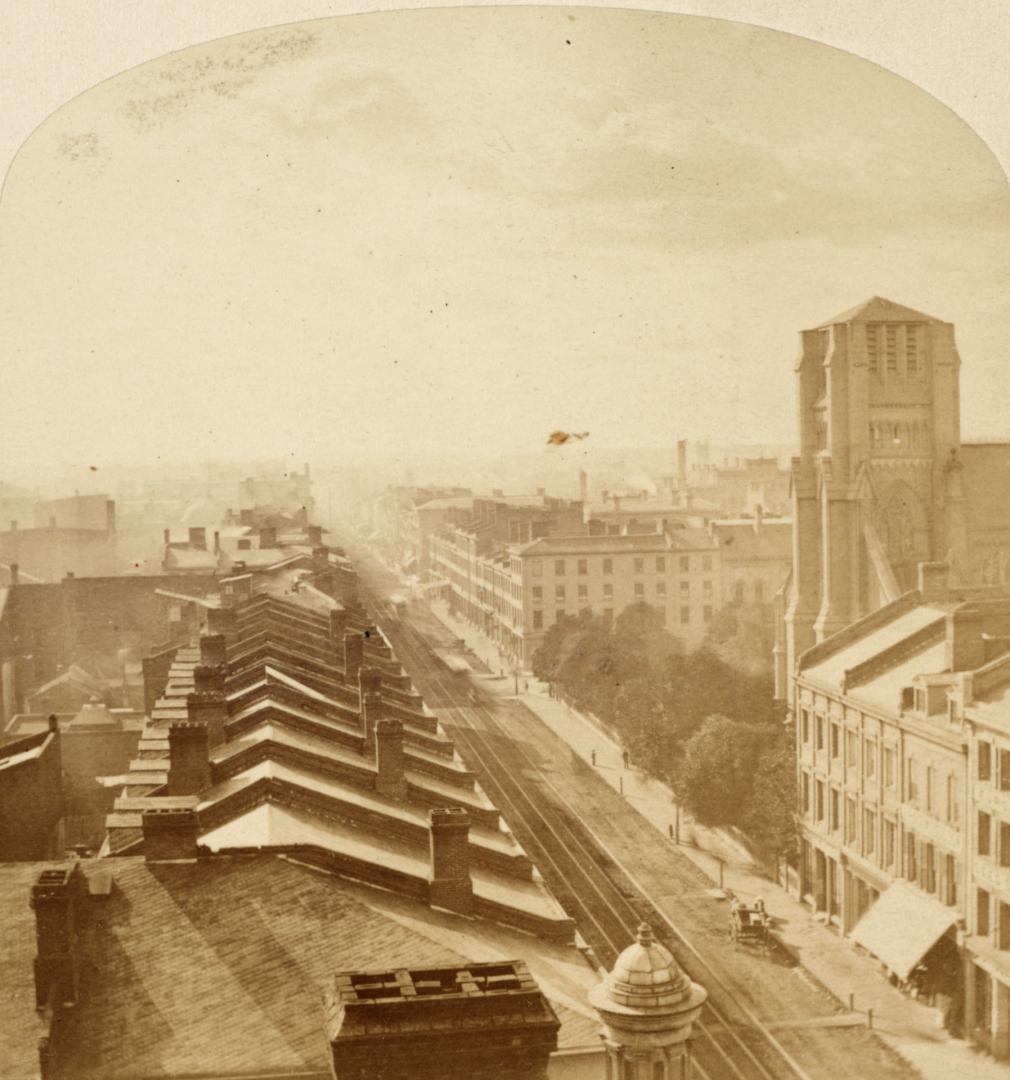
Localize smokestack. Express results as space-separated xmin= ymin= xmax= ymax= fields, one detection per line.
xmin=142 ymin=806 xmax=199 ymax=863
xmin=375 ymin=718 xmax=407 ymax=800
xmin=579 ymin=469 xmax=588 ymax=504
xmin=677 ymin=439 xmax=688 ymax=490
xmin=31 ymin=864 xmax=83 ymax=1008
xmin=167 ymin=721 xmax=211 ymax=794
xmin=213 ymin=531 xmax=220 ymax=555
xmin=428 ymin=808 xmax=473 ymax=915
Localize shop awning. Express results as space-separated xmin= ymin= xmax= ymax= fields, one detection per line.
xmin=849 ymin=881 xmax=957 ymax=981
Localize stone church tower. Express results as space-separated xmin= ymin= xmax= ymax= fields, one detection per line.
xmin=783 ymin=297 xmax=968 ymax=699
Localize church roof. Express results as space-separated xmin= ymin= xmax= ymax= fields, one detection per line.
xmin=817 ymin=296 xmax=942 ymax=327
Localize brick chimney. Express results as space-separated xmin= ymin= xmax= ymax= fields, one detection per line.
xmin=188 ymin=527 xmax=207 ymax=551
xmin=375 ymin=718 xmax=407 ymax=800
xmin=30 ymin=864 xmax=83 ymax=1009
xmin=167 ymin=721 xmax=211 ymax=794
xmin=344 ymin=631 xmax=364 ymax=684
xmin=429 ymin=808 xmax=473 ymax=915
xmin=358 ymin=665 xmax=381 ymax=705
xmin=206 ymin=606 xmax=238 ymax=641
xmin=326 ymin=960 xmax=560 ymax=1080
xmin=199 ymin=633 xmax=228 ymax=669
xmin=361 ymin=690 xmax=383 ymax=751
xmin=142 ymin=805 xmax=199 ymax=862
xmin=186 ymin=689 xmax=227 ymax=746
xmin=329 ymin=607 xmax=348 ymax=648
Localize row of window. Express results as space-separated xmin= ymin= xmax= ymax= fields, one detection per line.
xmin=532 ymin=580 xmax=713 ymax=602
xmin=977 ymin=740 xmax=1010 ymax=789
xmin=531 ymin=604 xmax=713 ymax=631
xmin=529 ymin=554 xmax=713 ymax=577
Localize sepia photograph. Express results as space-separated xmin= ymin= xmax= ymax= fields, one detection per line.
xmin=1 ymin=3 xmax=1008 ymax=1078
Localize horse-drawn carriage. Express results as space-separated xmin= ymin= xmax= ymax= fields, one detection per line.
xmin=728 ymin=897 xmax=770 ymax=950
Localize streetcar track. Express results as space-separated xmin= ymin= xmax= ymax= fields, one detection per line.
xmin=351 ymin=547 xmax=818 ymax=1080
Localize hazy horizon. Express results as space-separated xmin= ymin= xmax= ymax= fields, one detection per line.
xmin=2 ymin=7 xmax=1008 ymax=472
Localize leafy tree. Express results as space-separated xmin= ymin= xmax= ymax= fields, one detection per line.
xmin=744 ymin=726 xmax=797 ymax=866
xmin=675 ymin=714 xmax=767 ymax=827
xmin=705 ymin=600 xmax=776 ymax=677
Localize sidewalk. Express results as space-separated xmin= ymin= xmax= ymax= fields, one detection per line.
xmin=425 ymin=599 xmax=1010 ymax=1080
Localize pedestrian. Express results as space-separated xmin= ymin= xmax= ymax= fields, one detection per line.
xmin=622 ymin=749 xmax=630 ymax=770
xmin=591 ymin=749 xmax=597 ymax=766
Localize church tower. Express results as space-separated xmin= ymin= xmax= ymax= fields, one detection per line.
xmin=784 ymin=297 xmax=965 ymax=700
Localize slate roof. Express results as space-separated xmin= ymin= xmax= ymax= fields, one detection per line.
xmin=0 ymin=854 xmax=601 ymax=1080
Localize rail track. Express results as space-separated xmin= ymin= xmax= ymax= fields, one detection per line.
xmin=350 ymin=550 xmax=816 ymax=1080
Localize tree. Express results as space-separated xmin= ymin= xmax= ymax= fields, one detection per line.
xmin=744 ymin=726 xmax=797 ymax=866
xmin=614 ymin=676 xmax=671 ymax=779
xmin=675 ymin=714 xmax=767 ymax=827
xmin=704 ymin=600 xmax=776 ymax=677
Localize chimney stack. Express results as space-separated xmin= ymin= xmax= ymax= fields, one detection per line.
xmin=306 ymin=524 xmax=323 ymax=546
xmin=186 ymin=689 xmax=227 ymax=747
xmin=755 ymin=503 xmax=764 ymax=532
xmin=579 ymin=469 xmax=588 ymax=504
xmin=329 ymin=607 xmax=349 ymax=648
xmin=344 ymin=631 xmax=364 ymax=684
xmin=206 ymin=606 xmax=238 ymax=641
xmin=193 ymin=663 xmax=225 ymax=695
xmin=167 ymin=721 xmax=211 ymax=794
xmin=199 ymin=633 xmax=228 ymax=669
xmin=359 ymin=665 xmax=382 ymax=704
xmin=9 ymin=562 xmax=18 ymax=586
xmin=188 ymin=527 xmax=207 ymax=551
xmin=163 ymin=527 xmax=171 ymax=545
xmin=31 ymin=864 xmax=83 ymax=1008
xmin=362 ymin=690 xmax=383 ymax=750
xmin=142 ymin=805 xmax=199 ymax=863
xmin=375 ymin=718 xmax=407 ymax=800
xmin=213 ymin=530 xmax=220 ymax=555
xmin=677 ymin=439 xmax=688 ymax=490
xmin=258 ymin=525 xmax=277 ymax=549
xmin=429 ymin=808 xmax=473 ymax=915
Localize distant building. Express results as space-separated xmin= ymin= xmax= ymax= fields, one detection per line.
xmin=0 ymin=496 xmax=119 ymax=581
xmin=238 ymin=463 xmax=315 ymax=521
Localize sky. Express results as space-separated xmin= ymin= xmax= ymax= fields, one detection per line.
xmin=1 ymin=7 xmax=1008 ymax=473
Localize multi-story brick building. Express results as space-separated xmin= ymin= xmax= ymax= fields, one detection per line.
xmin=432 ymin=521 xmax=720 ymax=666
